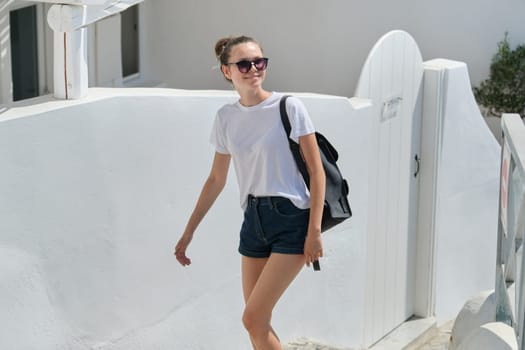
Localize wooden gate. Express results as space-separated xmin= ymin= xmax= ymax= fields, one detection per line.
xmin=355 ymin=30 xmax=424 ymax=346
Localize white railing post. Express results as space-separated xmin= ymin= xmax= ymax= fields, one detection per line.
xmin=48 ymin=5 xmax=88 ymax=99
xmin=29 ymin=0 xmax=145 ymax=100
xmin=496 ymin=113 xmax=525 ymax=349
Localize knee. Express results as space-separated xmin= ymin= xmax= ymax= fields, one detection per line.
xmin=242 ymin=308 xmax=265 ymax=335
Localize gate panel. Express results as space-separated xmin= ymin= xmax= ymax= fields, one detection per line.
xmin=355 ymin=30 xmax=424 ymax=346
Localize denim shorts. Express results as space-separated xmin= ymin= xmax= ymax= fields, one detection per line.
xmin=239 ymin=195 xmax=310 ymax=258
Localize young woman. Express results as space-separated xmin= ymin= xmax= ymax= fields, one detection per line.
xmin=174 ymin=35 xmax=325 ymax=350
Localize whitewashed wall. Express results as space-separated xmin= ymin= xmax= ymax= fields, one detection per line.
xmin=0 ymin=59 xmax=503 ymax=349
xmin=0 ymin=88 xmax=372 ymax=350
xmin=424 ymin=60 xmax=501 ymax=322
xmin=138 ymin=0 xmax=525 ymax=97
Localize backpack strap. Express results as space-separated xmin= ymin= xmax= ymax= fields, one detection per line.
xmin=279 ymin=95 xmax=311 ymax=187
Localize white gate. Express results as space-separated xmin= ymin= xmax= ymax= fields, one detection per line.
xmin=355 ymin=30 xmax=424 ymax=346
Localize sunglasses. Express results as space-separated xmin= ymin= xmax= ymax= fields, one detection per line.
xmin=227 ymin=57 xmax=269 ymax=73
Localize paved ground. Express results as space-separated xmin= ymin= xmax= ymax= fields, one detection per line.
xmin=283 ymin=320 xmax=453 ymax=350
xmin=414 ymin=320 xmax=452 ymax=350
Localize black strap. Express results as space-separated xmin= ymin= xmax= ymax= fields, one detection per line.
xmin=279 ymin=95 xmax=311 ymax=188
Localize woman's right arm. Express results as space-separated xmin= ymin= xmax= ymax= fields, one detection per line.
xmin=174 ymin=152 xmax=231 ymax=266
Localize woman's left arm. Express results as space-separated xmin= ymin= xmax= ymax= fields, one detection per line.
xmin=299 ymin=133 xmax=326 ymax=267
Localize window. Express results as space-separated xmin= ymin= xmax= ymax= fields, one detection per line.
xmin=121 ymin=5 xmax=139 ymax=78
xmin=10 ymin=5 xmax=39 ymax=101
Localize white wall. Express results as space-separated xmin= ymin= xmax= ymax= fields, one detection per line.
xmin=0 ymin=59 xmax=503 ymax=347
xmin=427 ymin=61 xmax=501 ymax=322
xmin=138 ymin=0 xmax=525 ymax=97
xmin=94 ymin=15 xmax=124 ymax=87
xmin=0 ymin=88 xmax=372 ymax=349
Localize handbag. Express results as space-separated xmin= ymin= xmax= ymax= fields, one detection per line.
xmin=279 ymin=95 xmax=352 ymax=233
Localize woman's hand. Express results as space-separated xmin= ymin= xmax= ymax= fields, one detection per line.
xmin=303 ymin=232 xmax=323 ymax=268
xmin=174 ymin=233 xmax=193 ymax=266
xmin=173 ymin=152 xmax=231 ymax=267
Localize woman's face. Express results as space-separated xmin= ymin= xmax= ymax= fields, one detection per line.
xmin=222 ymin=42 xmax=267 ymax=92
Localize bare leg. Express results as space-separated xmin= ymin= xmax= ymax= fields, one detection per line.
xmin=242 ymin=256 xmax=268 ymax=350
xmin=242 ymin=257 xmax=282 ymax=349
xmin=242 ymin=253 xmax=304 ymax=350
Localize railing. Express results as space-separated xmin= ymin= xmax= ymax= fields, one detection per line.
xmin=495 ymin=113 xmax=525 ymax=349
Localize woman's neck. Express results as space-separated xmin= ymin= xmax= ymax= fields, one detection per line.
xmin=238 ymin=89 xmax=272 ymax=107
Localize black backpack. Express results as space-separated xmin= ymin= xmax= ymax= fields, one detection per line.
xmin=280 ymin=95 xmax=352 ymax=233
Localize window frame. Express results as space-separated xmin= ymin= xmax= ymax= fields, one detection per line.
xmin=121 ymin=4 xmax=141 ymax=85
xmin=2 ymin=1 xmax=52 ymax=104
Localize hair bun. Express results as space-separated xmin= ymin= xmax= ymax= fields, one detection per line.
xmin=214 ymin=37 xmax=231 ymax=59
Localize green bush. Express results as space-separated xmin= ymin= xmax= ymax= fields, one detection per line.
xmin=473 ymin=33 xmax=525 ymax=117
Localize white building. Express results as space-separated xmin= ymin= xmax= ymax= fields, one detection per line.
xmin=2 ymin=0 xmax=525 ymax=105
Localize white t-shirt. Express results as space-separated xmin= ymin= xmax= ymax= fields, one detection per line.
xmin=210 ymin=92 xmax=315 ymax=210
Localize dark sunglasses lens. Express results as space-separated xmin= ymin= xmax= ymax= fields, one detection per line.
xmin=254 ymin=58 xmax=268 ymax=71
xmin=236 ymin=60 xmax=252 ymax=73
